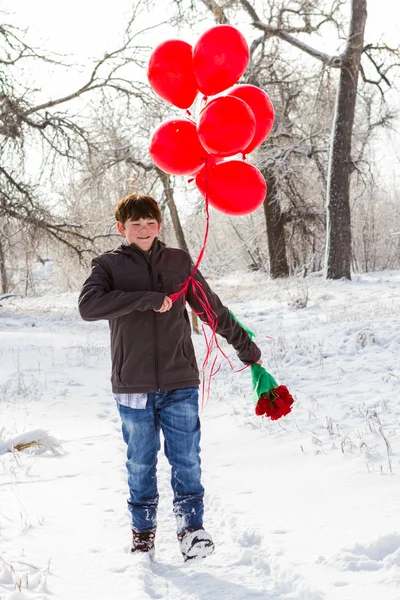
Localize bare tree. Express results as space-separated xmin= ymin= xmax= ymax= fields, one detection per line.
xmin=0 ymin=6 xmax=162 ymax=290
xmin=261 ymin=167 xmax=289 ymax=277
xmin=0 ymin=235 xmax=8 ymax=293
xmin=191 ymin=1 xmax=331 ymax=277
xmin=192 ymin=0 xmax=398 ymax=279
xmin=324 ymin=0 xmax=367 ymax=279
xmin=80 ymin=113 xmax=191 ymax=255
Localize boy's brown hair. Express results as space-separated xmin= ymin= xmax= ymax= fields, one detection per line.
xmin=114 ymin=194 xmax=162 ymax=225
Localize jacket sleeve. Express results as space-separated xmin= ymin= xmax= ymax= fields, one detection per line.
xmin=78 ymin=257 xmax=165 ymax=321
xmin=185 ymin=264 xmax=261 ymax=365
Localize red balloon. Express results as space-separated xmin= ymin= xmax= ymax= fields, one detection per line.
xmin=195 ymin=160 xmax=266 ymax=216
xmin=227 ymin=84 xmax=275 ymax=154
xmin=193 ymin=25 xmax=249 ymax=96
xmin=147 ymin=40 xmax=198 ymax=109
xmin=197 ymin=96 xmax=256 ymax=157
xmin=149 ymin=119 xmax=207 ymax=175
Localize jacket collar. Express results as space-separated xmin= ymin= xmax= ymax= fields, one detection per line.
xmin=114 ymin=237 xmax=166 ymax=261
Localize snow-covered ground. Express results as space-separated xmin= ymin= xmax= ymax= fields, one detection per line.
xmin=1 ymin=270 xmax=400 ymax=600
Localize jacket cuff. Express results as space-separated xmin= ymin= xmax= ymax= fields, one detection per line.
xmin=239 ymin=343 xmax=262 ymax=365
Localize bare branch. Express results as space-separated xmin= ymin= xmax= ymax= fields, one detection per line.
xmin=238 ymin=0 xmax=343 ymax=67
xmin=200 ymin=0 xmax=229 ymax=23
xmin=359 ymin=63 xmax=385 ymax=96
xmin=363 ymin=52 xmax=391 ymax=87
xmin=0 ymin=23 xmax=72 ymax=67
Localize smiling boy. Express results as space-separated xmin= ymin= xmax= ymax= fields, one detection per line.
xmin=78 ymin=193 xmax=261 ymax=562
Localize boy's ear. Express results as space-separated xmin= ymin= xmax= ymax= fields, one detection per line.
xmin=117 ymin=221 xmax=125 ymax=236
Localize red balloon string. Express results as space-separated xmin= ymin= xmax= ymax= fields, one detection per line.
xmin=170 ymin=162 xmax=251 ymax=407
xmin=185 ymin=111 xmax=197 ymax=125
xmin=170 ymin=161 xmax=212 ymax=304
xmin=170 ymin=163 xmax=218 ymax=406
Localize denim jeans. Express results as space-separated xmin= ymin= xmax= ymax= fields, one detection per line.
xmin=117 ymin=386 xmax=204 ymax=534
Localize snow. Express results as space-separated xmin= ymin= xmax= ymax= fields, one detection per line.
xmin=1 ymin=270 xmax=400 ymax=600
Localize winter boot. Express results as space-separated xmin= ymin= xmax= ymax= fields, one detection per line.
xmin=177 ymin=528 xmax=215 ymax=562
xmin=131 ymin=529 xmax=156 ymax=561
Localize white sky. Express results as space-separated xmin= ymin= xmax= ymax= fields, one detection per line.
xmin=6 ymin=0 xmax=400 ymax=58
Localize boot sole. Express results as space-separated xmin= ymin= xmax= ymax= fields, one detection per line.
xmin=183 ymin=541 xmax=215 ymax=562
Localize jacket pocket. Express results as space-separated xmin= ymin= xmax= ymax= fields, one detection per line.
xmin=182 ymin=337 xmax=198 ymax=372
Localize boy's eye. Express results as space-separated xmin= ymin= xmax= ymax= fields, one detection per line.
xmin=130 ymin=221 xmax=157 ymax=227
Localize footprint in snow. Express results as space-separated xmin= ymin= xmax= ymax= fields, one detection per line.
xmin=271 ymin=529 xmax=290 ymax=535
xmin=109 ymin=564 xmax=129 ymax=573
xmin=97 ymin=412 xmax=109 ymax=419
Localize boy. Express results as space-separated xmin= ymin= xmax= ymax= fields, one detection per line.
xmin=78 ymin=194 xmax=261 ymax=562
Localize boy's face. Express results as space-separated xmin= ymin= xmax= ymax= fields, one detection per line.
xmin=117 ymin=217 xmax=161 ymax=253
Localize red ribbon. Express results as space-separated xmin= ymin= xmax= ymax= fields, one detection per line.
xmin=170 ymin=162 xmax=251 ymax=407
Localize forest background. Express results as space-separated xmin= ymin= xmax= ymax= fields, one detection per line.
xmin=1 ymin=0 xmax=400 ymax=297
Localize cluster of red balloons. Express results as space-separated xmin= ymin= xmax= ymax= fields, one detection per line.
xmin=147 ymin=25 xmax=274 ymax=216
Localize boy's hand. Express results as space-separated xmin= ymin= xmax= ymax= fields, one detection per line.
xmin=155 ymin=296 xmax=172 ymax=313
xmin=255 ymin=359 xmax=263 ymax=365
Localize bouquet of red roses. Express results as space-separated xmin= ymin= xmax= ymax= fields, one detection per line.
xmin=251 ymin=363 xmax=294 ymax=419
xmin=230 ymin=311 xmax=295 ymax=420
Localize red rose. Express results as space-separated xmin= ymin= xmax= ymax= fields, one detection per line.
xmin=255 ymin=385 xmax=294 ymax=420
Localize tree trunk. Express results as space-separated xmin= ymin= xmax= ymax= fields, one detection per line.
xmin=0 ymin=237 xmax=8 ymax=294
xmin=261 ymin=167 xmax=289 ymax=278
xmin=158 ymin=170 xmax=189 ymax=253
xmin=325 ymin=0 xmax=367 ymax=279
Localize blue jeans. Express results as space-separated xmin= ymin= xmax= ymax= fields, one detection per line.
xmin=117 ymin=387 xmax=204 ymax=534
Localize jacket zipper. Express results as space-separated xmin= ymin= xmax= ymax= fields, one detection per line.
xmin=148 ymin=263 xmax=161 ymax=391
xmin=126 ymin=246 xmax=161 ymax=392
